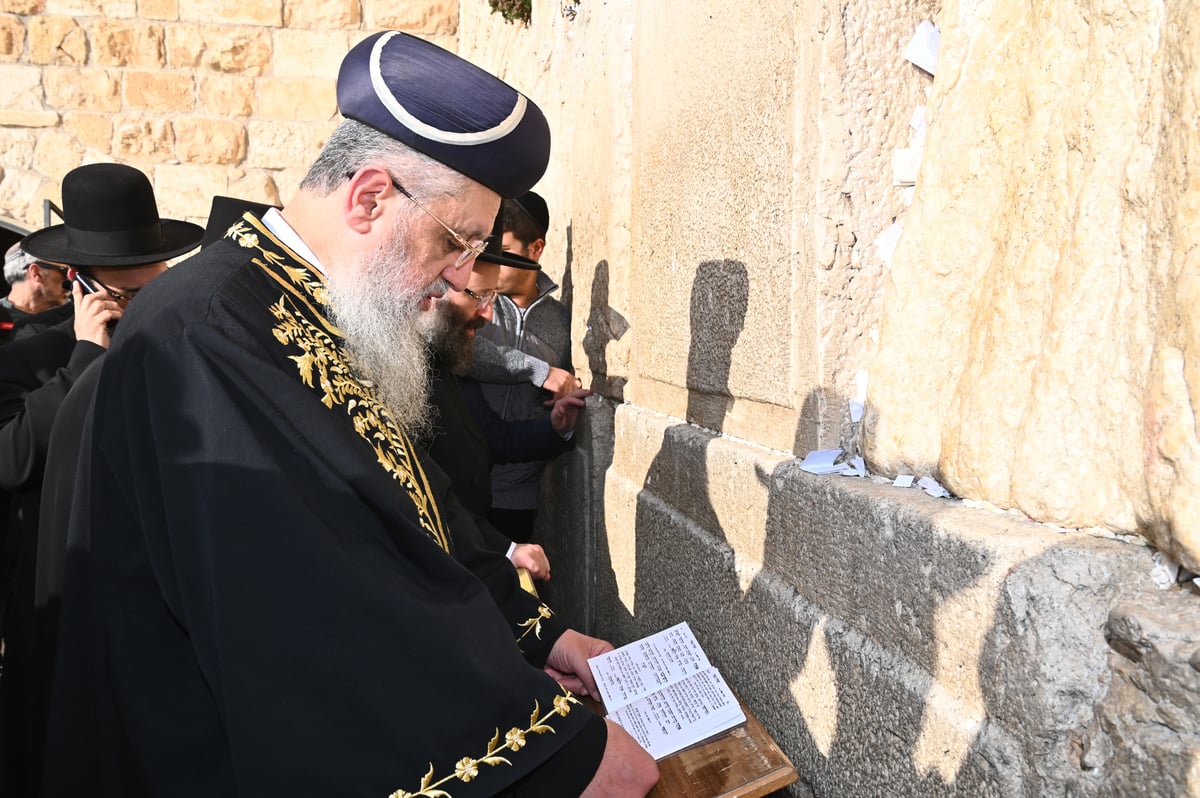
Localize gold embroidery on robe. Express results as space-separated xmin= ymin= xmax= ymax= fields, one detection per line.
xmin=387 ymin=691 xmax=581 ymax=798
xmin=228 ymin=215 xmax=450 ymax=552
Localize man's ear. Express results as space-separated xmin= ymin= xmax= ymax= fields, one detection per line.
xmin=343 ymin=167 xmax=395 ymax=234
xmin=528 ymin=237 xmax=546 ymax=263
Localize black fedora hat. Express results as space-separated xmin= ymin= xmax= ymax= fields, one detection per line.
xmin=476 ymin=212 xmax=540 ymax=271
xmin=21 ymin=163 xmax=203 ymax=268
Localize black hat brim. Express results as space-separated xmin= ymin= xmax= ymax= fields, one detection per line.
xmin=477 ymin=249 xmax=540 ymax=270
xmin=22 ymin=219 xmax=204 ymax=268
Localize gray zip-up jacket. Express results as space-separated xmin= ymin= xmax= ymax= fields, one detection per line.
xmin=468 ymin=271 xmax=572 ymax=510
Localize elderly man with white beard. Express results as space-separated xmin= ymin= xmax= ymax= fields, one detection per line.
xmin=41 ymin=31 xmax=658 ymax=798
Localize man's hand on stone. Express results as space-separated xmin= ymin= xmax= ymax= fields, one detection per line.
xmin=546 ymin=388 xmax=592 ymax=433
xmin=541 ymin=366 xmax=583 ymax=400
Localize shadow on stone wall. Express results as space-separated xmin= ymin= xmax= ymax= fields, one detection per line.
xmin=594 ymin=258 xmax=749 ymax=648
xmin=581 ymin=257 xmax=628 ymax=402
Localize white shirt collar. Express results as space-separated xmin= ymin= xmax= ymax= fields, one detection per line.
xmin=261 ymin=208 xmax=325 ymax=275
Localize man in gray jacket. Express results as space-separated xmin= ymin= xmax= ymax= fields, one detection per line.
xmin=469 ymin=191 xmax=580 ymax=542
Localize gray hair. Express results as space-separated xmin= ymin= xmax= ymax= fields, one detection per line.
xmin=301 ymin=119 xmax=473 ymax=204
xmin=3 ymin=243 xmax=36 ymax=285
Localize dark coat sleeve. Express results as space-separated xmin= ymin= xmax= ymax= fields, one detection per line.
xmin=460 ymin=377 xmax=573 ymax=465
xmin=0 ymin=325 xmax=105 ymax=491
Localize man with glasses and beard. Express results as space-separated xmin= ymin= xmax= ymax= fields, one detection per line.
xmin=420 ymin=228 xmax=592 ymax=584
xmin=42 ymin=31 xmax=658 ymax=798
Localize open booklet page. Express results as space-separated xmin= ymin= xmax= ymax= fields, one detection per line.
xmin=588 ymin=622 xmax=747 ymax=760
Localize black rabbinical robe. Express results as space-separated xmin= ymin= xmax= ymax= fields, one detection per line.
xmin=41 ymin=214 xmax=597 ymax=798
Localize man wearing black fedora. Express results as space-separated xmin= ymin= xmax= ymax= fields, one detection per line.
xmin=0 ymin=161 xmax=202 ymax=798
xmin=41 ymin=31 xmax=657 ymax=798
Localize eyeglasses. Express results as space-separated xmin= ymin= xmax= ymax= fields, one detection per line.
xmin=389 ymin=176 xmax=489 ymax=269
xmin=87 ymin=275 xmax=138 ymax=304
xmin=462 ymin=286 xmax=497 ymax=310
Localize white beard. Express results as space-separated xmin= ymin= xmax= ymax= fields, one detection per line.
xmin=325 ymin=215 xmax=448 ymax=440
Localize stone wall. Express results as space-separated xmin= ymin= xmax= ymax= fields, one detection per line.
xmin=0 ymin=0 xmax=457 ymax=229
xmin=455 ymin=1 xmax=1200 ymax=796
xmin=2 ymin=0 xmax=1197 ymax=795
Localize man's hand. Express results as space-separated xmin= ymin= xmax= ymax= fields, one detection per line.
xmin=546 ymin=388 xmax=592 ymax=434
xmin=541 ymin=366 xmax=582 ymax=400
xmin=71 ymin=280 xmax=123 ymax=349
xmin=580 ymin=719 xmax=660 ymax=797
xmin=510 ymin=543 xmax=550 ymax=581
xmin=543 ymin=629 xmax=613 ymax=697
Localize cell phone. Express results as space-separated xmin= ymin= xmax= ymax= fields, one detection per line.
xmin=73 ymin=273 xmax=98 ymax=294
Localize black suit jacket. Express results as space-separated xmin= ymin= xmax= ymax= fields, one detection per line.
xmin=426 ymin=365 xmax=572 ymax=551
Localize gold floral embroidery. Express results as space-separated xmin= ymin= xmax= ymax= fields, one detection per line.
xmin=232 ymin=215 xmax=450 ymax=552
xmin=516 ymin=603 xmax=554 ymax=644
xmin=388 ymin=691 xmax=581 ymax=798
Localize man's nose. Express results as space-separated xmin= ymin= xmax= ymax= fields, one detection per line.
xmin=442 ymin=259 xmax=472 ymax=291
xmin=479 ymin=302 xmax=494 ymax=323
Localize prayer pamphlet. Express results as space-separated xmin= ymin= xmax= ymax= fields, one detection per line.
xmin=587 ymin=622 xmax=746 ymax=760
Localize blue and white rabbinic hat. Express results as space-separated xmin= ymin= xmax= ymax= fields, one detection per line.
xmin=337 ymin=31 xmax=551 ymax=199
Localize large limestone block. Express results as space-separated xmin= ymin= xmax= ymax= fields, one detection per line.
xmin=90 ymin=20 xmax=165 ymax=68
xmin=0 ymin=14 xmax=25 ymax=61
xmin=284 ymin=0 xmax=360 ymax=29
xmin=63 ymin=111 xmax=112 ymax=150
xmin=112 ymin=117 xmax=173 ymax=160
xmin=28 ymin=15 xmax=85 ymax=65
xmin=43 ymin=66 xmax=120 ymax=112
xmin=177 ymin=0 xmax=280 ymax=27
xmin=864 ymin=0 xmax=1200 ymax=568
xmin=364 ymin=0 xmax=457 ymax=34
xmin=173 ymin=118 xmax=246 ymax=165
xmin=166 ymin=25 xmax=271 ymax=75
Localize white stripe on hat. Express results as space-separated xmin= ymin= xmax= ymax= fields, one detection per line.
xmin=369 ymin=31 xmax=527 ymax=146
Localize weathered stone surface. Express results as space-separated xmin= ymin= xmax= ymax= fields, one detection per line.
xmin=177 ymin=0 xmax=280 ymax=27
xmin=63 ymin=111 xmax=113 ymax=150
xmin=0 ymin=110 xmax=58 ymax=126
xmin=364 ymin=0 xmax=457 ymax=34
xmin=0 ymin=168 xmax=45 ymax=228
xmin=45 ymin=0 xmax=135 ymax=16
xmin=28 ymin=15 xmax=86 ymax=65
xmin=0 ymin=14 xmax=25 ymax=61
xmin=198 ymin=74 xmax=254 ymax=117
xmin=575 ymin=400 xmax=1194 ymax=798
xmin=166 ymin=25 xmax=271 ymax=75
xmin=256 ymin=77 xmax=335 ymax=121
xmin=0 ymin=127 xmax=39 ymax=169
xmin=90 ymin=20 xmax=165 ymax=67
xmin=31 ymin=128 xmax=83 ymax=182
xmin=0 ymin=63 xmax=42 ymax=110
xmin=137 ymin=0 xmax=177 ymax=20
xmin=245 ymin=120 xmax=319 ymax=170
xmin=149 ymin=163 xmax=227 ymax=218
xmin=124 ymin=70 xmax=194 ymax=112
xmin=283 ymin=0 xmax=359 ymax=29
xmin=270 ymin=29 xmax=347 ymax=78
xmin=43 ymin=67 xmax=120 ymax=112
xmin=863 ymin=0 xmax=1200 ymax=571
xmin=1 ymin=0 xmax=45 ymax=14
xmin=1087 ymin=591 xmax=1200 ymax=797
xmin=173 ymin=117 xmax=245 ymax=165
xmin=112 ymin=117 xmax=173 ymax=160
xmin=227 ymin=170 xmax=280 ymax=206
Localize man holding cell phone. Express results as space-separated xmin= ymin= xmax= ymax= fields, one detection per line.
xmin=0 ymin=162 xmax=202 ymax=798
